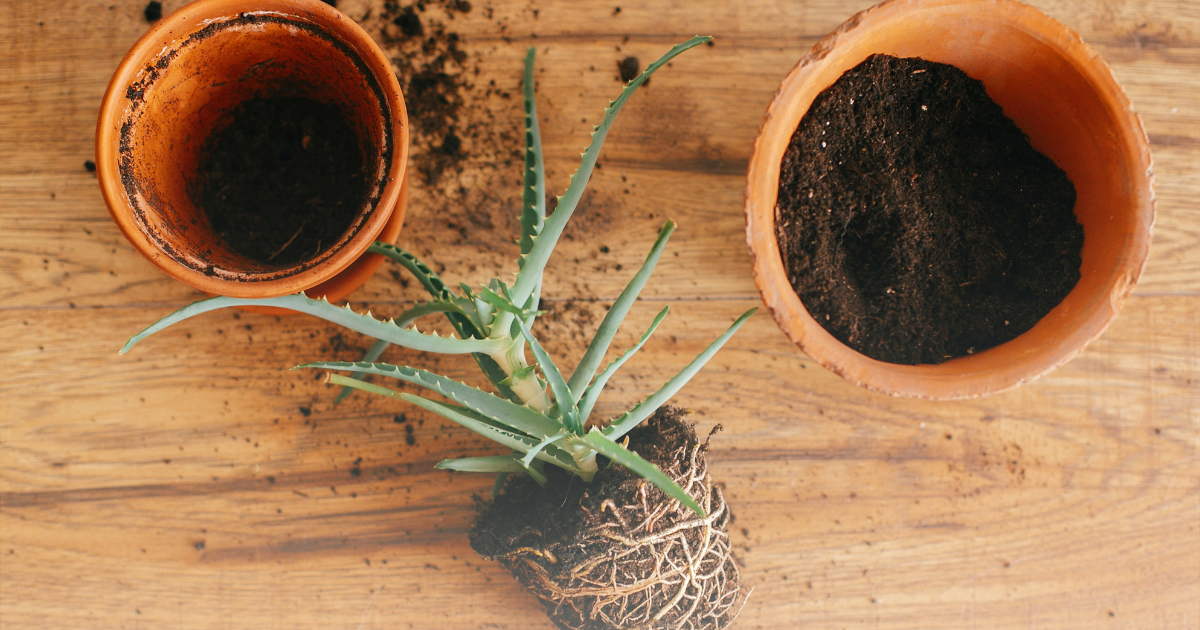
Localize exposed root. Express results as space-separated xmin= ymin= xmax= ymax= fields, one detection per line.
xmin=485 ymin=409 xmax=744 ymax=630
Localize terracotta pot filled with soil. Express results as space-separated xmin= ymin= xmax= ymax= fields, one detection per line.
xmin=745 ymin=0 xmax=1154 ymax=399
xmin=96 ymin=0 xmax=409 ymax=301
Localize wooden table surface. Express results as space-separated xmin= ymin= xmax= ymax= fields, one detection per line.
xmin=2 ymin=0 xmax=1198 ymax=628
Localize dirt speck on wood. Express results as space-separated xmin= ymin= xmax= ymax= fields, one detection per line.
xmin=144 ymin=1 xmax=162 ymax=22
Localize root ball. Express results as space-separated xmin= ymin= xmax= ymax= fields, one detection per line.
xmin=470 ymin=407 xmax=744 ymax=629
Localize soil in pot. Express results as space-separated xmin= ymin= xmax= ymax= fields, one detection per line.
xmin=775 ymin=54 xmax=1083 ymax=365
xmin=196 ymin=96 xmax=369 ymax=266
xmin=470 ymin=406 xmax=742 ymax=630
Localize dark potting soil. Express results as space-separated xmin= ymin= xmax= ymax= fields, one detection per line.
xmin=470 ymin=407 xmax=699 ymax=565
xmin=776 ymin=54 xmax=1083 ymax=365
xmin=198 ymin=96 xmax=368 ymax=266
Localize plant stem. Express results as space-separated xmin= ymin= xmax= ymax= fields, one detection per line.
xmin=489 ymin=337 xmax=550 ymax=413
xmin=573 ymin=450 xmax=598 ymax=481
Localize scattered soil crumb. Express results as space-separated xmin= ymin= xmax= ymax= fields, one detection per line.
xmin=360 ymin=0 xmax=524 ymax=260
xmin=144 ymin=1 xmax=162 ymax=22
xmin=618 ymin=56 xmax=640 ymax=83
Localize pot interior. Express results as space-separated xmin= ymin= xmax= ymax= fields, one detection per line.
xmin=118 ymin=11 xmax=393 ymax=280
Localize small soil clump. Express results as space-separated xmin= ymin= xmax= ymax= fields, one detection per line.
xmin=144 ymin=1 xmax=162 ymax=22
xmin=197 ymin=96 xmax=368 ymax=265
xmin=776 ymin=54 xmax=1082 ymax=365
xmin=618 ymin=56 xmax=640 ymax=83
xmin=471 ymin=406 xmax=742 ymax=629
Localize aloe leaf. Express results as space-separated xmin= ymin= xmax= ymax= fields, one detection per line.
xmin=577 ymin=306 xmax=669 ymax=425
xmin=392 ymin=299 xmax=473 ymax=326
xmin=334 ymin=299 xmax=482 ymax=404
xmin=567 ymin=220 xmax=675 ymax=401
xmin=333 ymin=337 xmax=390 ymax=405
xmin=603 ymin=308 xmax=755 ymax=441
xmin=519 ymin=47 xmax=548 ymax=319
xmin=366 ymin=242 xmax=522 ymax=403
xmin=514 ymin=317 xmax=581 ymax=435
xmin=477 ymin=285 xmax=535 ymax=319
xmin=505 ymin=37 xmax=709 ymax=316
xmin=401 ymin=393 xmax=580 ymax=472
xmin=492 ymin=472 xmax=509 ymax=496
xmin=326 ymin=375 xmax=577 ymax=471
xmin=436 ymin=454 xmax=548 ymax=486
xmin=520 ymin=431 xmax=568 ymax=468
xmin=317 ymin=366 xmax=561 ymax=438
xmin=369 ymin=242 xmax=459 ymax=304
xmin=119 ymin=294 xmax=504 ymax=356
xmin=475 ymin=354 xmax=522 ymax=404
xmin=436 ymin=454 xmax=527 ymax=473
xmin=518 ymin=47 xmax=546 ymax=264
xmin=578 ymin=430 xmax=703 ymax=517
xmin=371 ymin=241 xmax=487 ymax=335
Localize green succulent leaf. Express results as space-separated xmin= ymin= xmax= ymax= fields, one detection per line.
xmin=577 ymin=306 xmax=669 ymax=425
xmin=604 ymin=308 xmax=755 ymax=441
xmin=521 ymin=431 xmax=568 ymax=468
xmin=334 ymin=337 xmax=390 ymax=405
xmin=334 ymin=300 xmax=470 ymax=404
xmin=498 ymin=364 xmax=538 ymax=387
xmin=492 ymin=472 xmax=509 ymax=496
xmin=119 ymin=294 xmax=505 ymax=356
xmin=577 ymin=429 xmax=704 ymax=517
xmin=514 ymin=317 xmax=581 ymax=435
xmin=520 ymin=47 xmax=547 ymax=319
xmin=315 ymin=365 xmax=561 ymax=438
xmin=401 ymin=393 xmax=580 ymax=472
xmin=519 ymin=47 xmax=547 ymax=262
xmin=367 ymin=242 xmax=520 ymax=403
xmin=496 ymin=35 xmax=711 ymax=337
xmin=567 ymin=220 xmax=675 ymax=401
xmin=369 ymin=243 xmax=456 ymax=299
xmin=436 ymin=454 xmax=548 ymax=486
xmin=478 ymin=284 xmax=540 ymax=320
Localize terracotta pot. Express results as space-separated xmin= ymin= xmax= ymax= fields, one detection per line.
xmin=96 ymin=0 xmax=409 ymax=303
xmin=745 ymin=0 xmax=1154 ymax=399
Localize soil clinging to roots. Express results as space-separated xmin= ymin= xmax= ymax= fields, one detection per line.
xmin=470 ymin=407 xmax=743 ymax=630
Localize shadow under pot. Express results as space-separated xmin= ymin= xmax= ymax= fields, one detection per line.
xmin=96 ymin=0 xmax=410 ymax=303
xmin=745 ymin=0 xmax=1154 ymax=399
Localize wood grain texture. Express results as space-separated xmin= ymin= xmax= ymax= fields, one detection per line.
xmin=1 ymin=1 xmax=1198 ymax=629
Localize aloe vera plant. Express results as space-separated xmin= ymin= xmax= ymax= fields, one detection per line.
xmin=123 ymin=38 xmax=749 ymax=629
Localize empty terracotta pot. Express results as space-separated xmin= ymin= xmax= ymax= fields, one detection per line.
xmin=745 ymin=0 xmax=1154 ymax=399
xmin=96 ymin=0 xmax=409 ymax=302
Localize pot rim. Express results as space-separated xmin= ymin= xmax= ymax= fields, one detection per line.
xmin=744 ymin=0 xmax=1155 ymax=399
xmin=95 ymin=0 xmax=409 ymax=299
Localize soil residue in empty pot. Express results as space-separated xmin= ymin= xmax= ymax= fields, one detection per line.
xmin=776 ymin=54 xmax=1083 ymax=365
xmin=197 ymin=96 xmax=369 ymax=266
